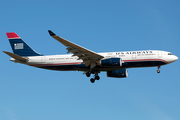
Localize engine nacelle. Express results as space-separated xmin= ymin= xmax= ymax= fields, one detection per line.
xmin=100 ymin=58 xmax=122 ymax=67
xmin=107 ymin=69 xmax=128 ymax=78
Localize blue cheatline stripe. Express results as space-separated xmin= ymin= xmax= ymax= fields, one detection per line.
xmin=28 ymin=60 xmax=167 ymax=71
xmin=9 ymin=38 xmax=42 ymax=56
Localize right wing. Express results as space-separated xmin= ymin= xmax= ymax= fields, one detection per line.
xmin=48 ymin=30 xmax=104 ymax=66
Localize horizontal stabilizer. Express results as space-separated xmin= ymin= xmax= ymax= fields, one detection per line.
xmin=3 ymin=51 xmax=28 ymax=62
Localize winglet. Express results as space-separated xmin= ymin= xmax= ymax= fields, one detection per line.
xmin=48 ymin=30 xmax=56 ymax=36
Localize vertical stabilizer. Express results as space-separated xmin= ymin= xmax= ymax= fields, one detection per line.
xmin=6 ymin=32 xmax=42 ymax=56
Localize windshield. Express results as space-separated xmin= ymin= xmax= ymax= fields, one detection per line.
xmin=168 ymin=53 xmax=173 ymax=55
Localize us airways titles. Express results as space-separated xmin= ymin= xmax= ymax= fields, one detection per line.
xmin=116 ymin=50 xmax=153 ymax=55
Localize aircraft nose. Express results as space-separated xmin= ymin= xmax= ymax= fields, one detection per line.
xmin=166 ymin=55 xmax=178 ymax=64
xmin=171 ymin=55 xmax=178 ymax=63
xmin=174 ymin=56 xmax=178 ymax=61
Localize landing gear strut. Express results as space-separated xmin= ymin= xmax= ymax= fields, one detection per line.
xmin=157 ymin=66 xmax=160 ymax=73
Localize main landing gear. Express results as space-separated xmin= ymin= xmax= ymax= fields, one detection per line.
xmin=85 ymin=70 xmax=100 ymax=83
xmin=90 ymin=74 xmax=100 ymax=83
xmin=85 ymin=62 xmax=100 ymax=83
xmin=157 ymin=66 xmax=160 ymax=73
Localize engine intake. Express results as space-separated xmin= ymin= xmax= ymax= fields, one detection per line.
xmin=100 ymin=58 xmax=122 ymax=67
xmin=107 ymin=69 xmax=128 ymax=78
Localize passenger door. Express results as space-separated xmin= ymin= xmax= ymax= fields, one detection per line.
xmin=158 ymin=52 xmax=162 ymax=58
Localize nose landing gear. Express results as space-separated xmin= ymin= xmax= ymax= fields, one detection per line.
xmin=157 ymin=66 xmax=160 ymax=73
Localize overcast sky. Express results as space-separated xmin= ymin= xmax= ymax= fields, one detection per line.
xmin=0 ymin=0 xmax=180 ymax=120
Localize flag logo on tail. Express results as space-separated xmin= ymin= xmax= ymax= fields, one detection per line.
xmin=14 ymin=43 xmax=23 ymax=49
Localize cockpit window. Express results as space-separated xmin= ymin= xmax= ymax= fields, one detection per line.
xmin=168 ymin=53 xmax=173 ymax=55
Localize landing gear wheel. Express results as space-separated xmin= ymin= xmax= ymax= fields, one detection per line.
xmin=86 ymin=72 xmax=91 ymax=77
xmin=95 ymin=75 xmax=100 ymax=80
xmin=90 ymin=78 xmax=95 ymax=83
xmin=157 ymin=70 xmax=160 ymax=73
xmin=157 ymin=66 xmax=161 ymax=73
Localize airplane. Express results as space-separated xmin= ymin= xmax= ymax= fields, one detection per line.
xmin=3 ymin=30 xmax=178 ymax=83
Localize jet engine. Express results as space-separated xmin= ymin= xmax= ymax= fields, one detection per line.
xmin=107 ymin=69 xmax=128 ymax=78
xmin=100 ymin=58 xmax=122 ymax=67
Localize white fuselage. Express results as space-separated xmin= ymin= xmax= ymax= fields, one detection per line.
xmin=12 ymin=50 xmax=177 ymax=71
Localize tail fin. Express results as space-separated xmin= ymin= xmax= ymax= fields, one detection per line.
xmin=6 ymin=32 xmax=42 ymax=56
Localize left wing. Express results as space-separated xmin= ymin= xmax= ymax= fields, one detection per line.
xmin=48 ymin=30 xmax=104 ymax=66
